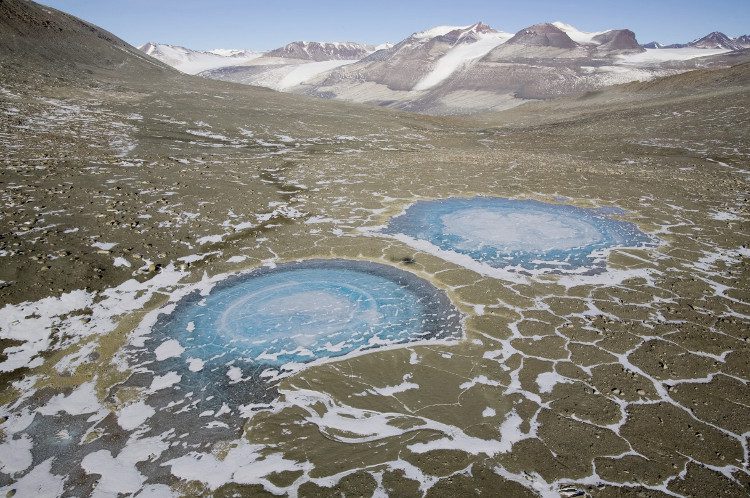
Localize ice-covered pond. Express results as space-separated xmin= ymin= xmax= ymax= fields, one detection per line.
xmin=126 ymin=258 xmax=463 ymax=415
xmin=381 ymin=197 xmax=653 ymax=274
xmin=149 ymin=259 xmax=462 ymax=371
xmin=10 ymin=260 xmax=464 ymax=489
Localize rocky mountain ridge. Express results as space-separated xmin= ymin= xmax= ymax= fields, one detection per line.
xmin=140 ymin=22 xmax=750 ymax=115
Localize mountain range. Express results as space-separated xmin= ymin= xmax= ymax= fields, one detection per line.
xmin=655 ymin=32 xmax=750 ymax=50
xmin=138 ymin=42 xmax=262 ymax=74
xmin=141 ymin=23 xmax=749 ymax=115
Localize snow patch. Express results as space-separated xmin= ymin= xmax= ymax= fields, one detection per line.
xmin=154 ymin=339 xmax=185 ymax=361
xmin=277 ymin=60 xmax=358 ymax=90
xmin=413 ymin=32 xmax=512 ymax=90
xmin=552 ymin=22 xmax=607 ymax=44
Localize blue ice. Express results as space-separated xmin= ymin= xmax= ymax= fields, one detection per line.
xmin=151 ymin=259 xmax=462 ymax=369
xmin=382 ymin=197 xmax=653 ymax=272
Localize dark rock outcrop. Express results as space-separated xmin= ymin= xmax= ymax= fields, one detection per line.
xmin=506 ymin=23 xmax=578 ymax=49
xmin=593 ymin=29 xmax=644 ymax=53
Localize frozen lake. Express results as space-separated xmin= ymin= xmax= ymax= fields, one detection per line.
xmin=148 ymin=259 xmax=462 ymax=371
xmin=382 ymin=197 xmax=653 ymax=273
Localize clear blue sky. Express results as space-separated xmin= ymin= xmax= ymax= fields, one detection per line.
xmin=38 ymin=0 xmax=750 ymax=51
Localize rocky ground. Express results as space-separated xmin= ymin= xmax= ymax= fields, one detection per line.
xmin=0 ymin=2 xmax=748 ymax=496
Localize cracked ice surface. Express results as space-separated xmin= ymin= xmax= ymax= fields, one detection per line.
xmin=148 ymin=259 xmax=463 ymax=370
xmin=382 ymin=197 xmax=655 ymax=274
xmin=104 ymin=260 xmax=463 ymax=452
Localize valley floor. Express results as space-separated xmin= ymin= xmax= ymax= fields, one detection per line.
xmin=0 ymin=59 xmax=748 ymax=496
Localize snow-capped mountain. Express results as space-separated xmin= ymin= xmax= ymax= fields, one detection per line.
xmin=689 ymin=32 xmax=741 ymax=50
xmin=138 ymin=42 xmax=261 ymax=74
xmin=289 ymin=21 xmax=747 ymax=115
xmin=265 ymin=41 xmax=376 ymax=61
xmin=548 ymin=23 xmax=642 ymax=52
xmin=196 ymin=41 xmax=380 ymax=91
xmin=735 ymin=35 xmax=750 ymax=49
xmin=139 ymin=40 xmax=379 ymax=89
xmin=659 ymin=32 xmax=750 ymax=51
xmin=506 ymin=23 xmax=578 ymax=48
xmin=306 ymin=22 xmax=514 ymax=93
xmin=140 ymin=23 xmax=750 ymax=115
xmin=550 ymin=22 xmax=608 ymax=44
xmin=411 ymin=23 xmax=514 ymax=90
xmin=292 ymin=21 xmax=648 ymax=112
xmin=197 ymin=22 xmax=514 ymax=95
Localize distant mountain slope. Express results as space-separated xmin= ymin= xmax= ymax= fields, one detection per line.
xmin=139 ymin=42 xmax=261 ymax=74
xmin=201 ymin=58 xmax=363 ymax=91
xmin=661 ymin=31 xmax=750 ymax=50
xmin=689 ymin=32 xmax=741 ymax=50
xmin=411 ymin=24 xmax=513 ymax=91
xmin=478 ymin=57 xmax=750 ymax=129
xmin=132 ymin=19 xmax=749 ymax=116
xmin=0 ymin=0 xmax=420 ymax=133
xmin=139 ymin=40 xmax=377 ymax=89
xmin=304 ymin=23 xmax=512 ymax=92
xmin=265 ymin=41 xmax=375 ymax=61
xmin=292 ymin=22 xmax=698 ymax=114
xmin=195 ymin=23 xmax=511 ymax=95
xmin=506 ymin=23 xmax=578 ymax=48
xmin=292 ymin=23 xmax=750 ymax=115
xmin=551 ymin=22 xmax=607 ymax=44
xmin=592 ymin=29 xmax=642 ymax=52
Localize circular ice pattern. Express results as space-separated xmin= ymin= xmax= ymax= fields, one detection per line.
xmin=382 ymin=197 xmax=653 ymax=272
xmin=152 ymin=259 xmax=462 ymax=368
xmin=105 ymin=260 xmax=463 ymax=451
xmin=441 ymin=208 xmax=602 ymax=252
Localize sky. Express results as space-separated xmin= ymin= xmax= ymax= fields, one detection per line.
xmin=38 ymin=0 xmax=750 ymax=51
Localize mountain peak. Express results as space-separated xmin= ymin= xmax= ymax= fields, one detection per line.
xmin=413 ymin=25 xmax=469 ymax=39
xmin=642 ymin=41 xmax=663 ymax=49
xmin=139 ymin=42 xmax=159 ymax=55
xmin=507 ymin=23 xmax=577 ymax=48
xmin=734 ymin=34 xmax=750 ymax=48
xmin=690 ymin=31 xmax=738 ymax=50
xmin=592 ymin=29 xmax=642 ymax=53
xmin=468 ymin=22 xmax=495 ymax=34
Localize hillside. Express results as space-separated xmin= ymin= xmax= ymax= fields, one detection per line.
xmin=478 ymin=54 xmax=750 ymax=128
xmin=0 ymin=0 xmax=171 ymax=77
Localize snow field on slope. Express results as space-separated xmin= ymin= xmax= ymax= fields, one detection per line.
xmin=552 ymin=22 xmax=608 ymax=44
xmin=413 ymin=32 xmax=513 ymax=91
xmin=276 ymin=59 xmax=358 ymax=89
xmin=617 ymin=47 xmax=730 ymax=64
